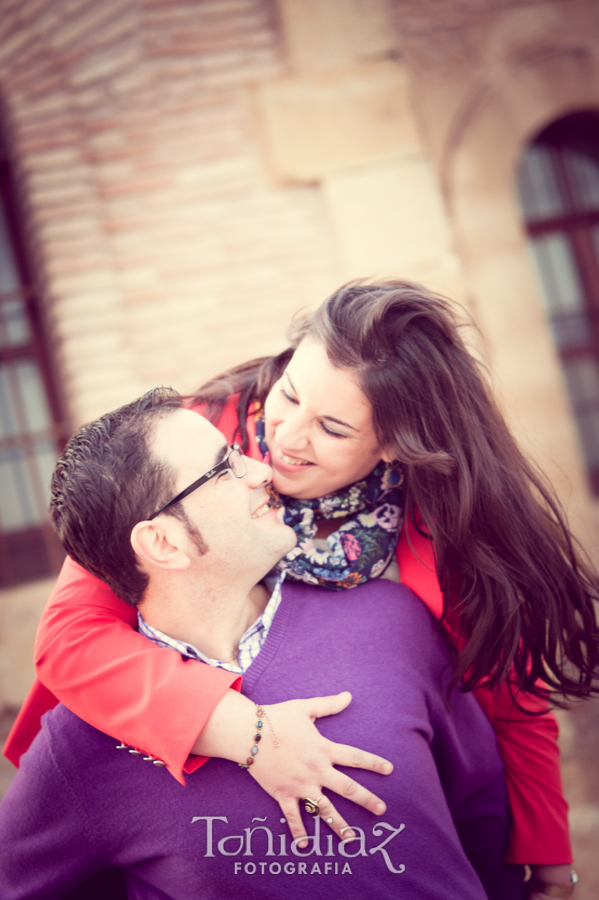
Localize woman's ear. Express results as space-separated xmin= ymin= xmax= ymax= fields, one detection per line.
xmin=131 ymin=519 xmax=191 ymax=572
xmin=380 ymin=447 xmax=396 ymax=464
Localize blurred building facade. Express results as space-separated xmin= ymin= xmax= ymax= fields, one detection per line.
xmin=0 ymin=0 xmax=599 ymax=691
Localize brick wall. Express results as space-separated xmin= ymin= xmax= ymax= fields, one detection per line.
xmin=0 ymin=0 xmax=342 ymax=425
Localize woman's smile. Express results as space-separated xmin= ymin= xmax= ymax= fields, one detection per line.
xmin=273 ymin=449 xmax=313 ymax=469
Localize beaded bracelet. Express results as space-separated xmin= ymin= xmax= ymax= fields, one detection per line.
xmin=239 ymin=705 xmax=279 ymax=769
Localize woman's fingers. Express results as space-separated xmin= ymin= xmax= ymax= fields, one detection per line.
xmin=304 ymin=692 xmax=353 ymax=721
xmin=323 ymin=769 xmax=387 ymax=816
xmin=276 ymin=796 xmax=309 ymax=848
xmin=276 ymin=782 xmax=383 ymax=847
xmin=278 ymin=793 xmax=357 ymax=846
xmin=332 ymin=741 xmax=393 ymax=776
xmin=299 ymin=696 xmax=394 ymax=776
xmin=313 ymin=793 xmax=356 ymax=843
xmin=246 ymin=697 xmax=392 ymax=848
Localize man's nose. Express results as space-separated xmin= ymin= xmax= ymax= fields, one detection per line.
xmin=245 ymin=455 xmax=273 ymax=487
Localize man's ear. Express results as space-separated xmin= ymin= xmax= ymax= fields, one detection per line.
xmin=131 ymin=519 xmax=191 ymax=572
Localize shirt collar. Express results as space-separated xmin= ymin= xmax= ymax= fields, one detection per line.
xmin=137 ymin=573 xmax=284 ymax=674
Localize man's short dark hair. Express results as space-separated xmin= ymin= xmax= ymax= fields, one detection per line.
xmin=49 ymin=387 xmax=196 ymax=606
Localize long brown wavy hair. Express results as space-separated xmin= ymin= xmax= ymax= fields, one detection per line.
xmin=195 ymin=280 xmax=599 ymax=703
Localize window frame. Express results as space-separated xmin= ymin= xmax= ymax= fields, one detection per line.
xmin=0 ymin=139 xmax=68 ymax=586
xmin=518 ymin=111 xmax=599 ymax=495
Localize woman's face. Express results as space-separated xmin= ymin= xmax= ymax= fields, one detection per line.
xmin=263 ymin=338 xmax=391 ymax=500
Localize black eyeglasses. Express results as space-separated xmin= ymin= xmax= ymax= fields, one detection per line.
xmin=148 ymin=443 xmax=246 ymax=520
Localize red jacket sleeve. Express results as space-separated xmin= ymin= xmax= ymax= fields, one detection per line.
xmin=473 ymin=683 xmax=571 ymax=864
xmin=3 ymin=397 xmax=250 ymax=784
xmin=397 ymin=515 xmax=572 ymax=865
xmin=5 ymin=557 xmax=240 ymax=785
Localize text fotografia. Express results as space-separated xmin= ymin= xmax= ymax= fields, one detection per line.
xmin=235 ymin=860 xmax=351 ymax=875
xmin=190 ymin=814 xmax=406 ymax=875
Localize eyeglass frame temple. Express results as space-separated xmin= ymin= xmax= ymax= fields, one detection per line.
xmin=148 ymin=443 xmax=244 ymax=521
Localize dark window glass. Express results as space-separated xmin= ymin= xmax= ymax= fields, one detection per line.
xmin=517 ymin=111 xmax=599 ymax=495
xmin=0 ymin=134 xmax=67 ymax=586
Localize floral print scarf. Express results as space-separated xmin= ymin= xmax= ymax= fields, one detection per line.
xmin=255 ymin=415 xmax=405 ymax=590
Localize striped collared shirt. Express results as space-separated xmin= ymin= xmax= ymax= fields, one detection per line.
xmin=136 ymin=574 xmax=284 ymax=674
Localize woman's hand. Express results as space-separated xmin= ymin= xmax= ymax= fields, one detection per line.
xmin=529 ymin=864 xmax=574 ymax=899
xmin=249 ymin=692 xmax=393 ymax=847
xmin=192 ymin=689 xmax=393 ymax=846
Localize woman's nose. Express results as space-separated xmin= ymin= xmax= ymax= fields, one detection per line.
xmin=273 ymin=408 xmax=309 ymax=451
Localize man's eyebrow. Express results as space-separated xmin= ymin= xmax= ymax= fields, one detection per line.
xmin=284 ymin=372 xmax=359 ymax=432
xmin=214 ymin=443 xmax=229 ymax=465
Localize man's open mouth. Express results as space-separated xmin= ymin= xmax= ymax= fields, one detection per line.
xmin=251 ymin=501 xmax=272 ymax=519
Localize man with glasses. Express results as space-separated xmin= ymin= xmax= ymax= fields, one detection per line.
xmin=0 ymin=388 xmax=525 ymax=899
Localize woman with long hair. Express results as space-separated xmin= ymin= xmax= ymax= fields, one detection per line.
xmin=7 ymin=281 xmax=598 ymax=897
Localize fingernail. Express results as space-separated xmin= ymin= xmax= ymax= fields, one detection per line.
xmin=382 ymin=762 xmax=393 ymax=774
xmin=298 ymin=839 xmax=308 ymax=849
xmin=375 ymin=802 xmax=385 ymax=814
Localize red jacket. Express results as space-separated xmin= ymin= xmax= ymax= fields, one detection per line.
xmin=3 ymin=397 xmax=571 ymax=865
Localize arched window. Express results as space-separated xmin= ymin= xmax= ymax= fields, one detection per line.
xmin=0 ymin=131 xmax=67 ymax=586
xmin=517 ymin=111 xmax=599 ymax=495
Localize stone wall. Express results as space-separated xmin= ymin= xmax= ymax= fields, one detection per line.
xmin=393 ymin=0 xmax=599 ymax=548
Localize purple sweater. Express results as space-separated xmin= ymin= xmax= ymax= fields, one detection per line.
xmin=0 ymin=581 xmax=523 ymax=900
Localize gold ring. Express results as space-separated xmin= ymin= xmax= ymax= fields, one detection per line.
xmin=302 ymin=797 xmax=320 ymax=815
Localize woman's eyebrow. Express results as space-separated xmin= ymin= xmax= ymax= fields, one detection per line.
xmin=285 ymin=373 xmax=359 ymax=432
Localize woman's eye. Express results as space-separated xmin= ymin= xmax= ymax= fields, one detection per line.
xmin=319 ymin=421 xmax=345 ymax=439
xmin=278 ymin=384 xmax=346 ymax=438
xmin=280 ymin=388 xmax=299 ymax=405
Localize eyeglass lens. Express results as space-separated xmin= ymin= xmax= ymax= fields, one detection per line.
xmin=229 ymin=448 xmax=246 ymax=478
